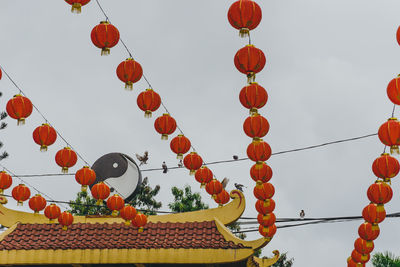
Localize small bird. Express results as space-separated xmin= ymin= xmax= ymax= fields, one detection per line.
xmin=221 ymin=177 xmax=229 ymax=189
xmin=177 ymin=160 xmax=183 ymax=168
xmin=300 ymin=210 xmax=305 ymax=219
xmin=162 ymin=161 xmax=168 ymax=173
xmin=233 ymin=155 xmax=239 ymax=160
xmin=234 ymin=183 xmax=246 ymax=192
xmin=136 ymin=151 xmax=149 ymax=166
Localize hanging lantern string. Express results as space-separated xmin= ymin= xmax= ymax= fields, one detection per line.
xmin=93 ymin=0 xmax=199 ymax=154
xmin=9 ymin=131 xmax=378 ymax=177
xmin=0 ymin=65 xmax=90 ymax=167
xmin=0 ymin=163 xmax=68 ymax=209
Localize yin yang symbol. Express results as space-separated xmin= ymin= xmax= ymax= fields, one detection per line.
xmin=90 ymin=153 xmax=142 ymax=202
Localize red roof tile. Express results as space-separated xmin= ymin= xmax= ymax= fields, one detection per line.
xmin=0 ymin=221 xmax=248 ymax=250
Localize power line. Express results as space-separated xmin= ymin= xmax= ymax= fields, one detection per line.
xmin=11 ymin=132 xmax=378 ymax=177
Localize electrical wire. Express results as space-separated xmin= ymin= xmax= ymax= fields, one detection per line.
xmin=10 ymin=131 xmax=378 ymax=177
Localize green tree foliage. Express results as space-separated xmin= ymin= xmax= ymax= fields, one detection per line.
xmin=129 ymin=177 xmax=161 ymax=215
xmin=168 ymin=185 xmax=209 ymax=212
xmin=271 ymin=252 xmax=294 ymax=267
xmin=372 ymin=251 xmax=400 ymax=267
xmin=0 ymin=92 xmax=8 ymax=161
xmin=69 ymin=177 xmax=161 ymax=216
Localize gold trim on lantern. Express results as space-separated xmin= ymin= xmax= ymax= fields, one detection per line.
xmin=247 ymin=72 xmax=256 ymax=84
xmin=125 ymin=82 xmax=133 ymax=90
xmin=40 ymin=145 xmax=48 ymax=152
xmin=81 ymin=185 xmax=88 ymax=192
xmin=17 ymin=118 xmax=25 ymax=126
xmin=111 ymin=210 xmax=119 ymax=217
xmin=62 ymin=167 xmax=69 ymax=174
xmin=101 ymin=47 xmax=110 ymax=56
xmin=161 ymin=134 xmax=168 ymax=140
xmin=144 ymin=110 xmax=152 ymax=118
xmin=239 ymin=28 xmax=250 ymax=38
xmin=71 ymin=3 xmax=82 ymax=14
xmin=390 ymin=145 xmax=399 ymax=154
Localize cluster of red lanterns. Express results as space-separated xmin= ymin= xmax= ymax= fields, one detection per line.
xmin=228 ymin=0 xmax=275 ymax=238
xmin=347 ymin=28 xmax=400 ymax=266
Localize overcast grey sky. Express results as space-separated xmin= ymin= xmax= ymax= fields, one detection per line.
xmin=1 ymin=1 xmax=400 ymax=266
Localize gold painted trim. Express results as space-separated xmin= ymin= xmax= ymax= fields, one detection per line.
xmin=214 ymin=218 xmax=271 ymax=250
xmin=0 ymin=190 xmax=245 ymax=227
xmin=0 ymin=223 xmax=18 ymax=242
xmin=0 ymin=248 xmax=254 ymax=265
xmin=252 ymin=251 xmax=280 ymax=267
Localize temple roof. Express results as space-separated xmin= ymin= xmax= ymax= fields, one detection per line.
xmin=0 ymin=190 xmax=279 ymax=266
xmin=0 ymin=221 xmax=246 ymax=250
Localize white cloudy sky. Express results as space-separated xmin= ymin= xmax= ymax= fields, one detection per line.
xmin=1 ymin=1 xmax=400 ymax=266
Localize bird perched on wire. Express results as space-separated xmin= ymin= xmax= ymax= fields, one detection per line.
xmin=300 ymin=210 xmax=305 ymax=219
xmin=234 ymin=183 xmax=246 ymax=192
xmin=162 ymin=161 xmax=168 ymax=173
xmin=135 ymin=151 xmax=149 ymax=166
xmin=177 ymin=160 xmax=183 ymax=168
xmin=233 ymin=155 xmax=239 ymax=160
xmin=221 ymin=177 xmax=229 ymax=189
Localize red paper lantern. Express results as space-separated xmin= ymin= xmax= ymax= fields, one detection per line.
xmin=195 ymin=166 xmax=213 ymax=187
xmin=183 ymin=152 xmax=203 ymax=175
xmin=205 ymin=179 xmax=223 ymax=199
xmin=154 ymin=113 xmax=177 ymax=140
xmin=239 ymin=83 xmax=268 ymax=114
xmin=132 ymin=212 xmax=147 ymax=233
xmin=44 ymin=204 xmax=61 ymax=223
xmin=215 ymin=190 xmax=230 ymax=206
xmin=11 ymin=184 xmax=30 ymax=206
xmin=250 ymin=162 xmax=273 ymax=183
xmin=258 ymin=224 xmax=276 ymax=238
xmin=227 ymin=0 xmax=262 ymax=37
xmin=137 ymin=88 xmax=161 ymax=118
xmin=64 ymin=0 xmax=90 ymax=13
xmin=28 ymin=194 xmax=47 ymax=214
xmin=55 ymin=147 xmax=78 ymax=173
xmin=75 ymin=166 xmax=96 ymax=192
xmin=255 ymin=199 xmax=275 ymax=214
xmin=367 ymin=182 xmax=393 ymax=205
xmin=0 ymin=171 xmax=12 ymax=194
xmin=120 ymin=205 xmax=137 ymax=225
xmin=358 ymin=222 xmax=380 ymax=241
xmin=257 ymin=213 xmax=276 ymax=227
xmin=243 ymin=113 xmax=270 ymax=139
xmin=351 ymin=250 xmax=370 ymax=264
xmin=6 ymin=94 xmax=33 ymax=125
xmin=347 ymin=257 xmax=365 ymax=267
xmin=107 ymin=194 xmax=125 ymax=217
xmin=58 ymin=211 xmax=74 ymax=230
xmin=234 ymin=45 xmax=266 ymax=83
xmin=32 ymin=123 xmax=57 ymax=151
xmin=170 ymin=135 xmax=191 ymax=159
xmin=354 ymin=238 xmax=374 ymax=255
xmin=397 ymin=26 xmax=400 ymax=47
xmin=253 ymin=182 xmax=275 ymax=200
xmin=362 ymin=204 xmax=386 ymax=225
xmin=91 ymin=182 xmax=110 ymax=205
xmin=90 ymin=21 xmax=120 ymax=55
xmin=372 ymin=153 xmax=400 ymax=180
xmin=116 ymin=58 xmax=143 ymax=90
xmin=387 ymin=75 xmax=400 ymax=105
xmin=378 ymin=118 xmax=400 ymax=154
xmin=247 ymin=139 xmax=271 ymax=162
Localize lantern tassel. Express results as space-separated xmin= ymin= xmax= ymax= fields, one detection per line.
xmin=161 ymin=134 xmax=168 ymax=140
xmin=96 ymin=199 xmax=103 ymax=205
xmin=138 ymin=227 xmax=144 ymax=233
xmin=62 ymin=167 xmax=68 ymax=174
xmin=81 ymin=185 xmax=88 ymax=192
xmin=125 ymin=82 xmax=133 ymax=90
xmin=144 ymin=111 xmax=152 ymax=118
xmin=112 ymin=210 xmax=119 ymax=217
xmin=200 ymin=183 xmax=205 ymax=189
xmin=247 ymin=72 xmax=255 ymax=84
xmin=101 ymin=47 xmax=110 ymax=56
xmin=177 ymin=154 xmax=183 ymax=160
xmin=189 ymin=170 xmax=195 ymax=175
xmin=62 ymin=225 xmax=68 ymax=231
xmin=390 ymin=145 xmax=399 ymax=154
xmin=239 ymin=28 xmax=250 ymax=38
xmin=17 ymin=201 xmax=23 ymax=206
xmin=40 ymin=145 xmax=48 ymax=152
xmin=17 ymin=118 xmax=25 ymax=125
xmin=249 ymin=108 xmax=258 ymax=115
xmin=0 ymin=189 xmax=3 ymax=195
xmin=71 ymin=3 xmax=82 ymax=14
xmin=124 ymin=220 xmax=131 ymax=226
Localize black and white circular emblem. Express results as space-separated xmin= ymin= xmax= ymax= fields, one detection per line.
xmin=90 ymin=153 xmax=142 ymax=202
